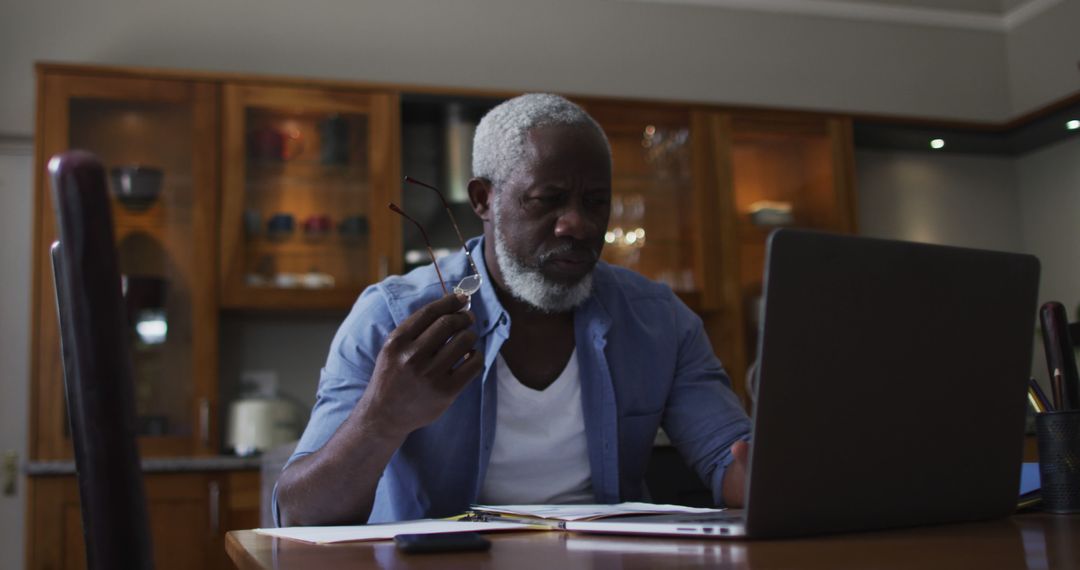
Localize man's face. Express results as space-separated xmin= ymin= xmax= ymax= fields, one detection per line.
xmin=489 ymin=124 xmax=612 ymax=310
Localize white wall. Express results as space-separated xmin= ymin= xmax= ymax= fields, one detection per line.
xmin=1007 ymin=0 xmax=1080 ymax=115
xmin=855 ymin=138 xmax=1080 ymax=315
xmin=218 ymin=314 xmax=342 ymax=421
xmin=1016 ymin=136 xmax=1080 ymax=314
xmin=0 ymin=0 xmax=1016 ymax=139
xmin=855 ymin=136 xmax=1080 ymax=390
xmin=0 ymin=140 xmax=32 ymax=570
xmin=855 ymin=149 xmax=1024 ymax=252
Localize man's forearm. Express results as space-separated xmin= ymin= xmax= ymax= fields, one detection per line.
xmin=275 ymin=398 xmax=407 ymax=526
xmin=720 ymin=440 xmax=749 ymax=508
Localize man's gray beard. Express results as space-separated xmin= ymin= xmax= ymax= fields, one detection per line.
xmin=492 ymin=200 xmax=594 ymax=313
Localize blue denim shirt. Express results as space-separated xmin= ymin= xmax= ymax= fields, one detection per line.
xmin=277 ymin=237 xmax=751 ymax=524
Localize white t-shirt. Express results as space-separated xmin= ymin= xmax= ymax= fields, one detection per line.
xmin=477 ymin=348 xmax=594 ymax=505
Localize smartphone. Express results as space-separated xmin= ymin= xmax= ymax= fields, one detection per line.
xmin=393 ymin=531 xmax=492 ymax=554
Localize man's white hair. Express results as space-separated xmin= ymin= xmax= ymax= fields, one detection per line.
xmin=472 ymin=93 xmax=611 ymax=186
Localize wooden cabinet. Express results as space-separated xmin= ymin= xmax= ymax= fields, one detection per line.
xmin=700 ymin=111 xmax=857 ymax=403
xmin=28 ymin=64 xmax=235 ymax=570
xmin=578 ymin=103 xmax=856 ymax=402
xmin=219 ymin=84 xmax=401 ymax=310
xmin=29 ymin=69 xmax=405 ymax=466
xmin=27 ymin=471 xmax=259 ymax=570
xmin=25 ymin=65 xmax=404 ymax=570
xmin=31 ymin=66 xmax=220 ymax=461
xmin=580 ymin=101 xmax=706 ymax=307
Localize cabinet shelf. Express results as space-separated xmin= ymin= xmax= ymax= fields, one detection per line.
xmin=246 ymin=165 xmax=369 ymax=188
xmin=220 ymin=286 xmax=363 ymax=311
xmin=247 ymin=158 xmax=367 ymax=174
xmin=111 ymin=202 xmax=194 ymax=238
xmin=244 ymin=236 xmax=367 ymax=251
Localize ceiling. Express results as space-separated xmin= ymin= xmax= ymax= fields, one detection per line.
xmin=621 ymin=0 xmax=1059 ymax=30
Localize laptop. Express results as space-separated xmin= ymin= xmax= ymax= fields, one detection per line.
xmin=569 ymin=229 xmax=1040 ymax=539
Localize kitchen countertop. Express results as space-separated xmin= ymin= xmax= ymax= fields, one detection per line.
xmin=25 ymin=454 xmax=263 ymax=476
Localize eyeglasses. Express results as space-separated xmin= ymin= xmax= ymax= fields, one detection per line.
xmin=389 ymin=176 xmax=483 ymax=308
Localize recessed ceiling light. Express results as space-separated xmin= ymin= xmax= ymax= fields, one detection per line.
xmin=930 ymin=139 xmax=945 ymax=149
xmin=1068 ymin=120 xmax=1080 ymax=131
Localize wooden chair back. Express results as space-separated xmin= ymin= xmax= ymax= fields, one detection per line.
xmin=49 ymin=150 xmax=154 ymax=570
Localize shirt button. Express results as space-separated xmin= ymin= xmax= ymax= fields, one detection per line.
xmin=482 ymin=319 xmax=489 ymax=327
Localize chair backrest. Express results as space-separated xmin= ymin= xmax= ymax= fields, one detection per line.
xmin=49 ymin=150 xmax=154 ymax=570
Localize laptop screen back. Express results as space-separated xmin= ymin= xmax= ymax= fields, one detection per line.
xmin=745 ymin=229 xmax=1040 ymax=538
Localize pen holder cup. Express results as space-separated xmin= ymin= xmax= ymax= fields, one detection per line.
xmin=1036 ymin=410 xmax=1080 ymax=513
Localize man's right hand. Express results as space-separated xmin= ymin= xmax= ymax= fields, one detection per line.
xmin=276 ymin=293 xmax=484 ymax=526
xmin=361 ymin=293 xmax=485 ymax=437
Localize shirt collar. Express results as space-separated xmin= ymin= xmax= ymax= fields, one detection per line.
xmin=467 ymin=236 xmax=507 ymax=339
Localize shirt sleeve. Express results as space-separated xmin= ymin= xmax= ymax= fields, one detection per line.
xmin=272 ymin=284 xmax=397 ymax=525
xmin=660 ymin=298 xmax=752 ymax=507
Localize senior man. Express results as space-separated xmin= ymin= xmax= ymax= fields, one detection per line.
xmin=275 ymin=94 xmax=751 ymax=526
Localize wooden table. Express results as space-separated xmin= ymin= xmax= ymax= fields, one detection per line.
xmin=227 ymin=513 xmax=1080 ymax=569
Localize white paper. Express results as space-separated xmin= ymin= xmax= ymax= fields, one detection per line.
xmin=471 ymin=502 xmax=725 ymax=521
xmin=254 ymin=519 xmax=540 ymax=544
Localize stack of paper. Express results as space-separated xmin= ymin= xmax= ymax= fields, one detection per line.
xmin=254 ymin=519 xmax=539 ymax=544
xmin=254 ymin=503 xmax=727 ymax=545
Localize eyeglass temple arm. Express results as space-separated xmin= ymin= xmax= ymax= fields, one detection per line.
xmin=403 ymin=176 xmax=480 ymax=276
xmin=388 ymin=203 xmax=449 ymax=295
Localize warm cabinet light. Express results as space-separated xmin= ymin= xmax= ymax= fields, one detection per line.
xmin=1068 ymin=120 xmax=1080 ymax=131
xmin=930 ymin=139 xmax=945 ymax=149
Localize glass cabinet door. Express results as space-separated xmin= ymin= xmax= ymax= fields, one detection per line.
xmin=726 ymin=112 xmax=856 ymax=401
xmin=34 ymin=71 xmax=218 ymax=459
xmin=220 ymin=84 xmax=399 ymax=310
xmin=729 ymin=114 xmax=856 ymax=315
xmin=583 ymin=102 xmax=705 ymax=307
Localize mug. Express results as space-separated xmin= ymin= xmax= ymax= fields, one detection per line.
xmin=267 ymin=213 xmax=295 ymax=236
xmin=248 ymin=126 xmax=304 ymax=162
xmin=338 ymin=215 xmax=369 ymax=237
xmin=303 ymin=214 xmax=333 ymax=235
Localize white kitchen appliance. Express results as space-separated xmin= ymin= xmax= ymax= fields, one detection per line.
xmin=225 ymin=397 xmax=301 ymax=456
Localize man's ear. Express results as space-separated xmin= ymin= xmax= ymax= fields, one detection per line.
xmin=468 ymin=178 xmax=494 ymax=222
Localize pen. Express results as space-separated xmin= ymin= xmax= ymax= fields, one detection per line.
xmin=1052 ymin=368 xmax=1065 ymax=412
xmin=463 ymin=511 xmax=565 ymax=529
xmin=1028 ymin=377 xmax=1051 ymax=413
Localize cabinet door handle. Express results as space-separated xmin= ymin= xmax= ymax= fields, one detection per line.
xmin=199 ymin=398 xmax=210 ymax=450
xmin=378 ymin=255 xmax=389 ymax=280
xmin=208 ymin=480 xmax=221 ymax=536
xmin=2 ymin=452 xmax=16 ymax=497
